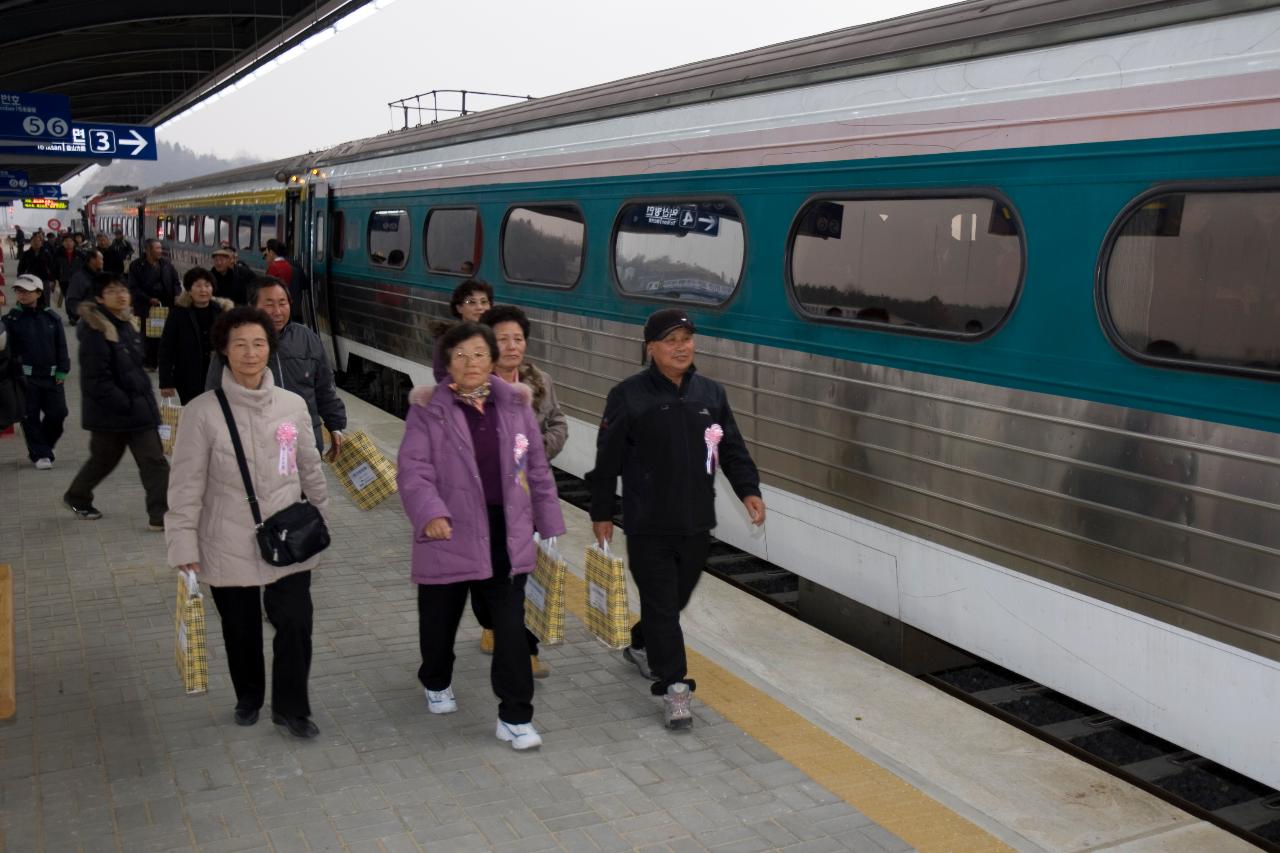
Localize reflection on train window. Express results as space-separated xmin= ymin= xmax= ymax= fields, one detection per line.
xmin=177 ymin=217 xmax=188 ymax=244
xmin=368 ymin=209 xmax=410 ymax=269
xmin=165 ymin=217 xmax=176 ymax=241
xmin=259 ymin=215 xmax=277 ymax=248
xmin=503 ymin=205 xmax=584 ymax=288
xmin=236 ymin=216 xmax=253 ymax=251
xmin=1105 ymin=190 xmax=1280 ymax=375
xmin=203 ymin=215 xmax=216 ymax=247
xmin=217 ymin=216 xmax=231 ymax=247
xmin=790 ymin=197 xmax=1022 ymax=335
xmin=331 ymin=211 xmax=345 ymax=260
xmin=314 ymin=211 xmax=325 ymax=259
xmin=425 ymin=208 xmax=480 ymax=275
xmin=614 ymin=202 xmax=743 ymax=304
xmin=190 ymin=216 xmax=201 ymax=245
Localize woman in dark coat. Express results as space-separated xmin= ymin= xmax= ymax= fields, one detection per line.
xmin=159 ymin=267 xmax=233 ymax=404
xmin=63 ymin=272 xmax=170 ymax=527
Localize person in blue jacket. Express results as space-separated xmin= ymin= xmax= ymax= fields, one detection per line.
xmin=2 ymin=274 xmax=69 ymax=468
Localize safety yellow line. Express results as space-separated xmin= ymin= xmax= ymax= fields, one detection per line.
xmin=559 ymin=570 xmax=1013 ymax=853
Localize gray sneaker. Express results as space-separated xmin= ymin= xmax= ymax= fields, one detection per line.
xmin=623 ymin=646 xmax=657 ymax=681
xmin=663 ymin=683 xmax=692 ymax=729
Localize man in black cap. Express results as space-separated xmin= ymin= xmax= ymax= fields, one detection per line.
xmin=588 ymin=307 xmax=765 ymax=730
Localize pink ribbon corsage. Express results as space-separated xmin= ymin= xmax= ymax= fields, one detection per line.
xmin=704 ymin=423 xmax=723 ymax=475
xmin=276 ymin=421 xmax=298 ymax=475
xmin=513 ymin=433 xmax=529 ymax=469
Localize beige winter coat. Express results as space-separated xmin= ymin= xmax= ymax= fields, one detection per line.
xmin=165 ymin=367 xmax=330 ymax=586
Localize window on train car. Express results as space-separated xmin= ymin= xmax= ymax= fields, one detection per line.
xmin=331 ymin=212 xmax=345 ymax=260
xmin=789 ymin=197 xmax=1022 ymax=335
xmin=217 ymin=216 xmax=231 ymax=247
xmin=202 ymin=215 xmax=216 ymax=247
xmin=190 ymin=215 xmax=200 ymax=245
xmin=502 ymin=205 xmax=584 ymax=288
xmin=236 ymin=216 xmax=253 ymax=251
xmin=368 ymin=209 xmax=410 ymax=269
xmin=613 ymin=202 xmax=743 ymax=305
xmin=314 ymin=211 xmax=325 ymax=259
xmin=424 ymin=208 xmax=480 ymax=275
xmin=177 ymin=217 xmax=188 ymax=243
xmin=1103 ymin=190 xmax=1280 ymax=375
xmin=259 ymin=214 xmax=277 ymax=248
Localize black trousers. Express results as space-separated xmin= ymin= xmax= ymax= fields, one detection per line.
xmin=209 ymin=571 xmax=313 ymax=718
xmin=417 ymin=506 xmax=533 ymax=724
xmin=469 ymin=592 xmax=540 ymax=655
xmin=144 ymin=336 xmax=160 ymax=369
xmin=627 ymin=531 xmax=711 ymax=696
xmin=21 ymin=377 xmax=67 ymax=462
xmin=65 ymin=429 xmax=169 ymax=522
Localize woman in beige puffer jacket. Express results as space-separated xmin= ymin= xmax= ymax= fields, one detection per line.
xmin=165 ymin=306 xmax=330 ymax=738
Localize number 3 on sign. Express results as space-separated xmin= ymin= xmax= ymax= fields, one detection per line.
xmin=89 ymin=129 xmax=115 ymax=154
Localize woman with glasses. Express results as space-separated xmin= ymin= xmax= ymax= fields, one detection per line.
xmin=430 ymin=279 xmax=494 ymax=381
xmin=398 ymin=322 xmax=565 ymax=750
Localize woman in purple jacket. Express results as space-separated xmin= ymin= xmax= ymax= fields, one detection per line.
xmin=397 ymin=322 xmax=565 ymax=750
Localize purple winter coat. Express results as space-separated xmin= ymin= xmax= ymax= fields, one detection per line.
xmin=397 ymin=377 xmax=566 ymax=585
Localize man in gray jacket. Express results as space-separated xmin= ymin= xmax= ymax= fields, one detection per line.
xmin=205 ymin=276 xmax=346 ymax=455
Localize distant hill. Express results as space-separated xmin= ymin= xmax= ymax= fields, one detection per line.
xmin=80 ymin=142 xmax=257 ymax=196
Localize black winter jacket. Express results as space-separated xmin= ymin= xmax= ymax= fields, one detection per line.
xmin=588 ymin=362 xmax=760 ymax=536
xmin=159 ymin=292 xmax=232 ymax=403
xmin=2 ymin=305 xmax=69 ymax=378
xmin=66 ymin=266 xmax=95 ymax=320
xmin=126 ymin=257 xmax=180 ymax=317
xmin=17 ymin=248 xmax=52 ymax=283
xmin=209 ymin=262 xmax=256 ymax=305
xmin=0 ymin=330 xmax=24 ymax=429
xmin=76 ymin=304 xmax=160 ymax=432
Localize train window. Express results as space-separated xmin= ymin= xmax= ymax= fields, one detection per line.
xmin=502 ymin=205 xmax=584 ymax=288
xmin=424 ymin=208 xmax=480 ymax=275
xmin=259 ymin=214 xmax=277 ymax=248
xmin=1103 ymin=189 xmax=1280 ymax=375
xmin=314 ymin=211 xmax=325 ymax=259
xmin=331 ymin=212 xmax=344 ymax=260
xmin=789 ymin=196 xmax=1022 ymax=335
xmin=613 ymin=201 xmax=743 ymax=305
xmin=202 ymin=215 xmax=216 ymax=247
xmin=368 ymin=209 xmax=409 ymax=269
xmin=177 ymin=217 xmax=188 ymax=243
xmin=217 ymin=216 xmax=231 ymax=247
xmin=190 ymin=215 xmax=200 ymax=245
xmin=236 ymin=216 xmax=253 ymax=251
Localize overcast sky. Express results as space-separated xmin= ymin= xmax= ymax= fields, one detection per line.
xmin=160 ymin=0 xmax=947 ymax=161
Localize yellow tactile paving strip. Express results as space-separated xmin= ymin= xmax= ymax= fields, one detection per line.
xmin=559 ymin=570 xmax=1014 ymax=853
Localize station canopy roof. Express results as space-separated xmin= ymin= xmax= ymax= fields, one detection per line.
xmin=0 ymin=0 xmax=375 ymax=185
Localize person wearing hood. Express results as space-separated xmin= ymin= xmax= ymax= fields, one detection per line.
xmin=63 ymin=272 xmax=170 ymax=528
xmin=160 ymin=267 xmax=233 ymax=404
xmin=397 ymin=321 xmax=565 ymax=751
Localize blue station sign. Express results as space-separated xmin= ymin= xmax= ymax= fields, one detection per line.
xmin=0 ymin=121 xmax=156 ymax=160
xmin=0 ymin=183 xmax=62 ymax=198
xmin=0 ymin=91 xmax=72 ymax=141
xmin=0 ymin=168 xmax=30 ymax=189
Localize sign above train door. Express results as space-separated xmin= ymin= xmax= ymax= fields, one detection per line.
xmin=0 ymin=91 xmax=71 ymax=142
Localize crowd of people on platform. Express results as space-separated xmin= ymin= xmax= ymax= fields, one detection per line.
xmin=3 ymin=242 xmax=766 ymax=749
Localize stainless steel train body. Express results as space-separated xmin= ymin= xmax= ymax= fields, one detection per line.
xmin=112 ymin=0 xmax=1280 ymax=786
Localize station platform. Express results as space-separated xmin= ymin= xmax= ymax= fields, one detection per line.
xmin=0 ymin=275 xmax=1253 ymax=851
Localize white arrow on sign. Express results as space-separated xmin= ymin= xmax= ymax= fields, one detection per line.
xmin=697 ymin=215 xmax=717 ymax=231
xmin=121 ymin=129 xmax=148 ymax=156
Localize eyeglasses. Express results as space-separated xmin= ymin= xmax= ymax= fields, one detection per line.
xmin=450 ymin=350 xmax=492 ymax=363
xmin=461 ymin=297 xmax=490 ymax=307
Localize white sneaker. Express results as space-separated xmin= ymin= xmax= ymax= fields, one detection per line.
xmin=495 ymin=719 xmax=542 ymax=750
xmin=664 ymin=683 xmax=693 ymax=729
xmin=34 ymin=458 xmax=52 ymax=470
xmin=425 ymin=686 xmax=457 ymax=714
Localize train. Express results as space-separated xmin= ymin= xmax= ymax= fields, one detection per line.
xmin=83 ymin=0 xmax=1280 ymax=789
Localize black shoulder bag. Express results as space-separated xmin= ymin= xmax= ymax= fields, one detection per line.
xmin=215 ymin=389 xmax=330 ymax=567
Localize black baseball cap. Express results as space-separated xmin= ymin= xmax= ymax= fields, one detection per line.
xmin=643 ymin=308 xmax=696 ymax=343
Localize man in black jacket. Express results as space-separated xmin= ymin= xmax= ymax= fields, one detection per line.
xmin=18 ymin=231 xmax=53 ymax=290
xmin=3 ymin=275 xmax=69 ymax=467
xmin=127 ymin=238 xmax=180 ymax=369
xmin=64 ymin=272 xmax=169 ymax=527
xmin=588 ymin=308 xmax=765 ymax=730
xmin=208 ymin=246 xmax=255 ymax=305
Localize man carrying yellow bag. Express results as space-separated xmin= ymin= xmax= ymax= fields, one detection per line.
xmin=588 ymin=308 xmax=765 ymax=730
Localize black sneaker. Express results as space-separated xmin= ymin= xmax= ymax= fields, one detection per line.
xmin=64 ymin=498 xmax=102 ymax=520
xmin=148 ymin=519 xmax=165 ymax=531
xmin=271 ymin=712 xmax=319 ymax=739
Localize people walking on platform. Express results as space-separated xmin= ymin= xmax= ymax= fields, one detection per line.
xmin=110 ymin=228 xmax=134 ymax=267
xmin=65 ymin=247 xmax=103 ymax=324
xmin=430 ymin=279 xmax=494 ymax=381
xmin=64 ymin=272 xmax=170 ymax=527
xmin=3 ymin=274 xmax=68 ymax=468
xmin=96 ymin=232 xmax=124 ymax=276
xmin=166 ymin=306 xmax=329 ymax=739
xmin=397 ymin=321 xmax=565 ymax=750
xmin=209 ymin=246 xmax=254 ymax=305
xmin=0 ymin=318 xmax=24 ymax=432
xmin=13 ymin=226 xmax=24 ymax=259
xmin=18 ymin=231 xmax=52 ymax=291
xmin=204 ymin=277 xmax=346 ymax=457
xmin=52 ymin=233 xmax=80 ymax=308
xmin=471 ymin=303 xmax=568 ymax=675
xmin=263 ymin=239 xmax=296 ymax=301
xmin=160 ymin=267 xmax=232 ymax=405
xmin=588 ymin=308 xmax=766 ymax=730
xmin=127 ymin=238 xmax=180 ymax=370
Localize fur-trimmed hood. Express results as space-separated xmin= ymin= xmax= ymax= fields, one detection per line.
xmin=78 ymin=302 xmax=134 ymax=343
xmin=174 ymin=291 xmax=234 ymax=311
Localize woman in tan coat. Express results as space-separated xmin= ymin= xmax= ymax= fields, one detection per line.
xmin=165 ymin=306 xmax=330 ymax=738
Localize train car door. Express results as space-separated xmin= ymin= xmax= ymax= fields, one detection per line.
xmin=306 ymin=179 xmax=342 ymax=371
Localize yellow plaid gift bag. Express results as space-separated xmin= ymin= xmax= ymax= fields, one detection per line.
xmin=524 ymin=536 xmax=566 ymax=646
xmin=329 ymin=429 xmax=397 ymax=510
xmin=175 ymin=571 xmax=208 ymax=695
xmin=158 ymin=398 xmax=181 ymax=455
xmin=584 ymin=543 xmax=630 ymax=648
xmin=146 ymin=306 xmax=169 ymax=339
